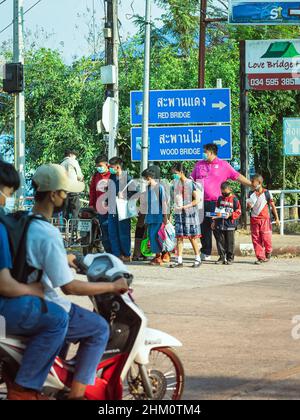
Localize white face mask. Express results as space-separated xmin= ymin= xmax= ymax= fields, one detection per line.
xmin=0 ymin=191 xmax=15 ymax=213
xmin=4 ymin=197 xmax=15 ymax=213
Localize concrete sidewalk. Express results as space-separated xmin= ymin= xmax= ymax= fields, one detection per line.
xmin=183 ymin=231 xmax=300 ymax=257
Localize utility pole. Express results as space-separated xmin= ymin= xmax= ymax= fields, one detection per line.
xmin=239 ymin=41 xmax=250 ymax=229
xmin=141 ymin=0 xmax=151 ymax=174
xmin=13 ymin=0 xmax=26 ymax=199
xmin=198 ymin=1 xmax=227 ymax=88
xmin=198 ymin=0 xmax=207 ymax=88
xmin=104 ymin=0 xmax=118 ymax=159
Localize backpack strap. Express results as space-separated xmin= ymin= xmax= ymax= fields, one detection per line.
xmin=22 ymin=215 xmax=50 ymax=314
xmin=264 ymin=190 xmax=272 ymax=205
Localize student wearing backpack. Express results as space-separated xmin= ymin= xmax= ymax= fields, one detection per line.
xmin=212 ymin=182 xmax=241 ymax=265
xmin=247 ymin=174 xmax=280 ymax=265
xmin=27 ymin=163 xmax=128 ymax=400
xmin=142 ymin=168 xmax=168 ymax=266
xmin=0 ymin=160 xmax=69 ymax=400
xmin=170 ymin=163 xmax=202 ymax=268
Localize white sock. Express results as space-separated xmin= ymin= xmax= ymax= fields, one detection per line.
xmin=195 ymin=255 xmax=201 ymax=262
xmin=177 ymin=256 xmax=183 ymax=264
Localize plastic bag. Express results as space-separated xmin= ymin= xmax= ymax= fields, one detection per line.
xmin=116 ymin=197 xmax=138 ymax=221
xmin=158 ymin=222 xmax=176 ymax=252
xmin=140 ymin=237 xmax=153 ymax=257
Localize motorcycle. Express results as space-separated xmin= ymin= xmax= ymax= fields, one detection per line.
xmin=0 ymin=253 xmax=184 ymax=400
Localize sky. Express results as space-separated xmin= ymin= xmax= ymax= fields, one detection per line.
xmin=0 ymin=0 xmax=164 ymax=62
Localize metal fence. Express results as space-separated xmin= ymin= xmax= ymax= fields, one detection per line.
xmin=270 ymin=189 xmax=300 ymax=236
xmin=50 ymin=217 xmax=93 ymax=250
xmin=13 ymin=192 xmax=299 ymax=239
xmin=15 ymin=196 xmax=93 ymax=249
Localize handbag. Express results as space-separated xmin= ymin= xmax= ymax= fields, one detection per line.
xmin=116 ymin=180 xmax=138 ymax=221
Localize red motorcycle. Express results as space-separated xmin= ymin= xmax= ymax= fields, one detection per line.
xmin=0 ymin=254 xmax=185 ymax=400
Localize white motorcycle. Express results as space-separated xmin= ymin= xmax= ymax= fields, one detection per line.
xmin=0 ymin=254 xmax=184 ymax=400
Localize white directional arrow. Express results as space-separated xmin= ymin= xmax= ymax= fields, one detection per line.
xmin=289 ymin=8 xmax=300 ymax=16
xmin=291 ymin=137 xmax=300 ymax=154
xmin=213 ymin=138 xmax=228 ymax=147
xmin=212 ymin=101 xmax=227 ymax=110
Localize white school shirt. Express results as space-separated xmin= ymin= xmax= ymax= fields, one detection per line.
xmin=26 ymin=218 xmax=74 ymax=312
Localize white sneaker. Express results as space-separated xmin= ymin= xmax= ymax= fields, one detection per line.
xmin=200 ymin=253 xmax=211 ymax=261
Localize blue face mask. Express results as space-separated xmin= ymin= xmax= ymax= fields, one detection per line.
xmin=109 ymin=167 xmax=117 ymax=175
xmin=202 ymin=152 xmax=208 ymax=160
xmin=172 ymin=174 xmax=181 ymax=181
xmin=97 ymin=166 xmax=107 ymax=174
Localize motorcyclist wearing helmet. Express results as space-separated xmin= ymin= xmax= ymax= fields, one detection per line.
xmin=27 ymin=164 xmax=129 ymax=400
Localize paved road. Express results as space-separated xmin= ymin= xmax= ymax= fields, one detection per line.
xmin=71 ymin=256 xmax=300 ymax=400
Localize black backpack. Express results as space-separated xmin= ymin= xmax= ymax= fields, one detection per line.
xmin=0 ymin=210 xmax=49 ymax=284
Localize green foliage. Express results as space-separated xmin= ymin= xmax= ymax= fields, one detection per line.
xmin=1 ymin=47 xmax=107 ymax=182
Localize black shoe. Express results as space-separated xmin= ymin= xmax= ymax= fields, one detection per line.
xmin=265 ymin=253 xmax=272 ymax=261
xmin=226 ymin=259 xmax=234 ymax=265
xmin=215 ymin=258 xmax=225 ymax=265
xmin=255 ymin=260 xmax=263 ymax=265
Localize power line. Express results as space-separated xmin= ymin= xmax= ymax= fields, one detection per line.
xmin=0 ymin=0 xmax=8 ymax=6
xmin=24 ymin=0 xmax=42 ymax=16
xmin=0 ymin=0 xmax=43 ymax=36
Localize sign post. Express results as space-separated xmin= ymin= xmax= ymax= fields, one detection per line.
xmin=245 ymin=39 xmax=300 ymax=91
xmin=229 ymin=0 xmax=300 ymax=25
xmin=240 ymin=39 xmax=300 ymax=226
xmin=239 ymin=41 xmax=250 ymax=228
xmin=131 ymin=89 xmax=231 ymax=125
xmin=131 ymin=125 xmax=232 ymax=162
xmin=283 ymin=118 xmax=300 ymax=189
xmin=130 ymin=88 xmax=232 ymax=163
xmin=283 ymin=118 xmax=300 ymax=156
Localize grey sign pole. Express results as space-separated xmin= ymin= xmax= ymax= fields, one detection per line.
xmin=13 ymin=0 xmax=26 ymax=199
xmin=104 ymin=0 xmax=118 ymax=159
xmin=239 ymin=41 xmax=250 ymax=229
xmin=141 ymin=0 xmax=151 ymax=174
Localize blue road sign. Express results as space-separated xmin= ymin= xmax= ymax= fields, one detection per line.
xmin=229 ymin=1 xmax=300 ymax=25
xmin=130 ymin=89 xmax=231 ymax=125
xmin=131 ymin=125 xmax=232 ymax=162
xmin=283 ymin=118 xmax=300 ymax=156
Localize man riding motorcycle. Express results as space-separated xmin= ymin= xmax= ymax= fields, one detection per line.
xmin=27 ymin=164 xmax=129 ymax=400
xmin=0 ymin=160 xmax=69 ymax=401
